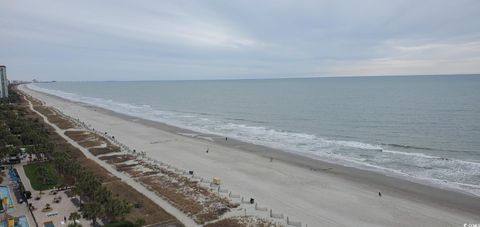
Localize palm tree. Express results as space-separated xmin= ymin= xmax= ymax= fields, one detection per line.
xmin=69 ymin=212 xmax=81 ymax=226
xmin=82 ymin=202 xmax=103 ymax=227
xmin=133 ymin=219 xmax=146 ymax=227
xmin=117 ymin=200 xmax=131 ymax=220
xmin=53 ymin=153 xmax=67 ymax=174
xmin=93 ymin=187 xmax=111 ymax=204
xmin=108 ymin=199 xmax=131 ymax=220
xmin=67 ymin=224 xmax=82 ymax=227
xmin=77 ymin=173 xmax=100 ymax=198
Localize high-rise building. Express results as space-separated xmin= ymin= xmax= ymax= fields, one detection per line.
xmin=0 ymin=65 xmax=8 ymax=98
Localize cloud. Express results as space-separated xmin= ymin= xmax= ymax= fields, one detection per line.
xmin=324 ymin=38 xmax=480 ymax=76
xmin=0 ymin=0 xmax=479 ymax=80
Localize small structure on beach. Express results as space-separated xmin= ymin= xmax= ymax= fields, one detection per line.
xmin=212 ymin=177 xmax=221 ymax=185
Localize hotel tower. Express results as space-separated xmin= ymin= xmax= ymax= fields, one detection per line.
xmin=0 ymin=65 xmax=8 ymax=98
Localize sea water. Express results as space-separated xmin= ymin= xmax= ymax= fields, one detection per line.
xmin=28 ymin=75 xmax=480 ymax=196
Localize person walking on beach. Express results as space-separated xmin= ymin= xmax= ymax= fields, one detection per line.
xmin=378 ymin=192 xmax=382 ymax=197
xmin=225 ymin=137 xmax=228 ymax=141
xmin=206 ymin=148 xmax=209 ymax=153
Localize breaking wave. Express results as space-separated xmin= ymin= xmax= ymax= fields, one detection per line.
xmin=27 ymin=84 xmax=480 ymax=197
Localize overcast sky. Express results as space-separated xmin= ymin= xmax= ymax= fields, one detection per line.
xmin=1 ymin=0 xmax=480 ymax=81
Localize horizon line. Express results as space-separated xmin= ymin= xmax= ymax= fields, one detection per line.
xmin=14 ymin=72 xmax=480 ymax=83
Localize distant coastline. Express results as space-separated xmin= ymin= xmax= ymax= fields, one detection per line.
xmin=22 ymin=73 xmax=480 ymax=83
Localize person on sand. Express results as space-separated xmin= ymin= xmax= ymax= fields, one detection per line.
xmin=206 ymin=148 xmax=209 ymax=153
xmin=225 ymin=137 xmax=228 ymax=141
xmin=378 ymin=192 xmax=382 ymax=197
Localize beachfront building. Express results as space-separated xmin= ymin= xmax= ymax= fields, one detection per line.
xmin=0 ymin=65 xmax=8 ymax=98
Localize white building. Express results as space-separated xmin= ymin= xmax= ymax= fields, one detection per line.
xmin=0 ymin=65 xmax=8 ymax=98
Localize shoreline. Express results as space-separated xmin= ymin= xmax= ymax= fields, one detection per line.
xmin=24 ymin=84 xmax=480 ymax=197
xmin=20 ymin=84 xmax=480 ymax=226
xmin=94 ymin=104 xmax=480 ymax=213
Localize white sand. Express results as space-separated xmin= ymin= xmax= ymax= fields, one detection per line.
xmin=20 ymin=85 xmax=480 ymax=227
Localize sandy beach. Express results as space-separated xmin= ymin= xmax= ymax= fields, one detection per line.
xmin=20 ymin=85 xmax=480 ymax=227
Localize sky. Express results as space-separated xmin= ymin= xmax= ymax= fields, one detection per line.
xmin=1 ymin=0 xmax=480 ymax=81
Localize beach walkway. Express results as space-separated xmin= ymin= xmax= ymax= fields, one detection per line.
xmin=23 ymin=94 xmax=200 ymax=227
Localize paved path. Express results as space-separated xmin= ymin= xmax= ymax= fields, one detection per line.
xmin=5 ymin=166 xmax=36 ymax=227
xmin=23 ymin=95 xmax=198 ymax=227
xmin=16 ymin=165 xmax=33 ymax=192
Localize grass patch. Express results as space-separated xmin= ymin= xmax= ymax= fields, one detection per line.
xmin=32 ymin=105 xmax=77 ymax=129
xmin=23 ymin=162 xmax=59 ymax=191
xmin=89 ymin=146 xmax=120 ymax=156
xmin=104 ymin=181 xmax=178 ymax=225
xmin=138 ymin=171 xmax=236 ymax=224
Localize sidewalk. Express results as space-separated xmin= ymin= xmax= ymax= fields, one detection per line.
xmin=2 ymin=166 xmax=36 ymax=227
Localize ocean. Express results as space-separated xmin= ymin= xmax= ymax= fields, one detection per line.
xmin=28 ymin=75 xmax=480 ymax=196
